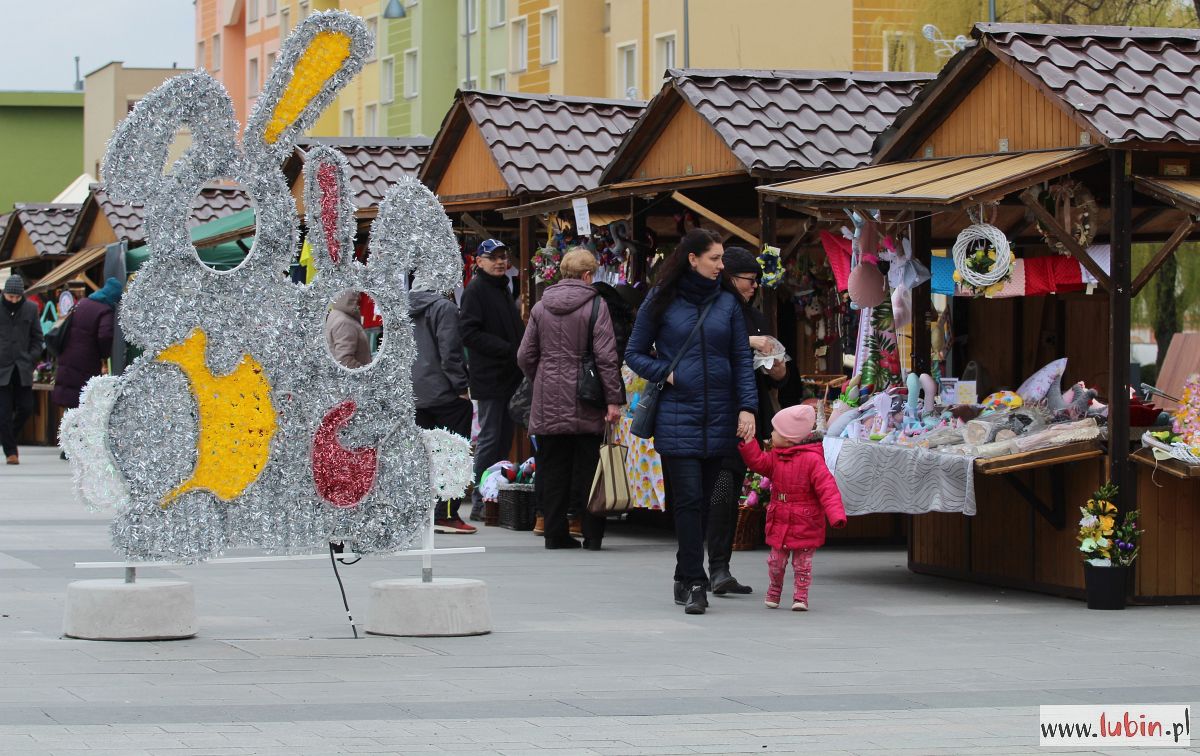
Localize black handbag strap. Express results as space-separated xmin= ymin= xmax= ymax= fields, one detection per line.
xmin=659 ymin=300 xmax=715 ymax=387
xmin=584 ymin=296 xmax=600 ymax=356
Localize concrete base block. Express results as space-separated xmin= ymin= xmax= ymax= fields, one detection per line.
xmin=366 ymin=578 xmax=491 ymax=637
xmin=64 ymin=579 xmax=197 ymax=641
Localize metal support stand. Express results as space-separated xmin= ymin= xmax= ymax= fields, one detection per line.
xmin=124 ymin=567 xmax=136 ymax=584
xmin=422 ymin=504 xmax=435 ymax=583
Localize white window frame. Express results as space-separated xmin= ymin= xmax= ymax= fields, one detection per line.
xmin=882 ymin=30 xmax=916 ymax=72
xmin=510 ymin=16 xmax=528 ymax=72
xmin=279 ymin=6 xmax=289 ymax=35
xmin=490 ymin=70 xmax=506 ymax=91
xmin=464 ymin=0 xmax=478 ymax=33
xmin=299 ymin=0 xmax=309 ymax=16
xmin=617 ymin=41 xmax=638 ymax=99
xmin=381 ymin=56 xmax=396 ymax=103
xmin=364 ymin=102 xmax=378 ymax=137
xmin=248 ymin=57 xmax=260 ymax=96
xmin=266 ymin=0 xmax=277 ymax=16
xmin=365 ymin=16 xmax=379 ymax=61
xmin=248 ymin=0 xmax=259 ymax=22
xmin=404 ymin=48 xmax=419 ymax=98
xmin=540 ymin=8 xmax=559 ymax=65
xmin=655 ymin=31 xmax=676 ymax=75
xmin=489 ymin=0 xmax=506 ymax=27
xmin=197 ymin=40 xmax=206 ymax=69
xmin=266 ymin=51 xmax=277 ymax=75
xmin=211 ymin=34 xmax=222 ymax=71
xmin=342 ymin=108 xmax=355 ymax=137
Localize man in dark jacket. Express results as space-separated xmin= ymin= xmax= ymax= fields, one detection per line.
xmin=459 ymin=239 xmax=524 ymax=520
xmin=411 ymin=286 xmax=475 ymax=534
xmin=1 ymin=275 xmax=43 ymax=465
xmin=52 ymin=277 xmax=122 ymax=411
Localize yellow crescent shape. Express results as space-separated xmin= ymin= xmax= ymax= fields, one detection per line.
xmin=264 ymin=31 xmax=352 ymax=145
xmin=157 ymin=329 xmax=277 ymax=507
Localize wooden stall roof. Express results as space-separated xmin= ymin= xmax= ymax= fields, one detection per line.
xmin=419 ymin=90 xmax=644 ymax=207
xmin=0 ymin=203 xmax=81 ymax=265
xmin=877 ymin=23 xmax=1200 ymax=163
xmin=64 ymin=184 xmax=251 ymax=253
xmin=759 ymin=148 xmax=1101 ymax=210
xmin=1133 ymin=176 xmax=1200 ymax=215
xmin=284 ymin=137 xmax=429 ymax=214
xmin=503 ymin=70 xmax=932 ymax=220
xmin=27 ymin=245 xmax=107 ymax=296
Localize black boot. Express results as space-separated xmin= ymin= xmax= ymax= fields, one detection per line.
xmin=545 ymin=535 xmax=581 ymax=549
xmin=710 ymin=567 xmax=753 ymax=596
xmin=582 ymin=539 xmax=602 ymax=551
xmin=684 ymin=584 xmax=708 ymax=615
xmin=673 ymin=580 xmax=687 ymax=605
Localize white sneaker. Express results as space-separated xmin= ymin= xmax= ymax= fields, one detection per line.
xmin=764 ymin=599 xmax=779 ymax=609
xmin=791 ymin=600 xmax=808 ymax=611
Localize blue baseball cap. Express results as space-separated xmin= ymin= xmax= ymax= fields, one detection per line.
xmin=476 ymin=239 xmax=507 ymax=257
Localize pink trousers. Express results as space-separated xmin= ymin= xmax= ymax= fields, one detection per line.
xmin=767 ymin=547 xmax=814 ymax=603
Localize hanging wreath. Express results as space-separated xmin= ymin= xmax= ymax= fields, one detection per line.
xmin=1036 ymin=179 xmax=1097 ymax=255
xmin=757 ymin=245 xmax=784 ymax=289
xmin=533 ymin=246 xmax=563 ymax=284
xmin=952 ymin=222 xmax=1013 ymax=297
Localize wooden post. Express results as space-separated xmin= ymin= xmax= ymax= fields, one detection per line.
xmin=760 ymin=197 xmax=778 ymax=335
xmin=631 ymin=196 xmax=648 ymax=284
xmin=519 ymin=215 xmax=533 ymax=315
xmin=911 ymin=214 xmax=933 ymax=376
xmin=1109 ymin=150 xmax=1133 ymax=509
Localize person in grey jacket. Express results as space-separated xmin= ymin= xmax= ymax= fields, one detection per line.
xmin=325 ymin=291 xmax=372 ymax=369
xmin=1 ymin=275 xmax=43 ymax=465
xmin=410 ymin=287 xmax=475 ymax=534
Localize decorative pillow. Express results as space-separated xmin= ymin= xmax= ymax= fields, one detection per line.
xmin=982 ymin=390 xmax=1023 ymax=411
xmin=1017 ymin=358 xmax=1067 ymax=403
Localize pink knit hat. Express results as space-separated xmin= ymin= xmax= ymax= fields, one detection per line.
xmin=772 ymin=404 xmax=816 ymax=442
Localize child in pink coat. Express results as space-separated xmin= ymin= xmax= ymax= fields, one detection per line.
xmin=739 ymin=405 xmax=846 ymax=610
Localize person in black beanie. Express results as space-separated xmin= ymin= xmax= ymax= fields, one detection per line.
xmin=706 ymin=246 xmax=788 ymax=596
xmin=459 ymin=239 xmax=525 ymax=521
xmin=1 ymin=275 xmax=43 ymax=465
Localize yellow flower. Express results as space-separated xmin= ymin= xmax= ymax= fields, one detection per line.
xmin=1098 ymin=515 xmax=1115 ymax=532
xmin=952 ymin=271 xmax=961 ymax=282
xmin=988 ymin=250 xmax=997 ymax=260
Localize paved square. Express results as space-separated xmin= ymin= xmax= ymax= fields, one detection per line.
xmin=2 ymin=447 xmax=1197 ymax=754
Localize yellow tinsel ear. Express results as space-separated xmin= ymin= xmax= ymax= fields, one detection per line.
xmin=264 ymin=31 xmax=352 ymax=145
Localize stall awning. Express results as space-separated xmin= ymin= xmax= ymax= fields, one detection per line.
xmin=190 ymin=208 xmax=255 ymax=247
xmin=1133 ymin=176 xmax=1200 ymax=214
xmin=759 ymin=148 xmax=1102 ymax=211
xmin=27 ymin=245 xmax=107 ymax=296
xmin=500 ymin=170 xmax=747 ymax=219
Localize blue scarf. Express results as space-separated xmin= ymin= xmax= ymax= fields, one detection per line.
xmin=677 ymin=268 xmax=720 ymax=305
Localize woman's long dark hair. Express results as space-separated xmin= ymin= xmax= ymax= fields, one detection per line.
xmin=646 ymin=228 xmax=736 ymax=324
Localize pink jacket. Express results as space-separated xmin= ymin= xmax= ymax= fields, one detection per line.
xmin=739 ymin=440 xmax=847 ymax=550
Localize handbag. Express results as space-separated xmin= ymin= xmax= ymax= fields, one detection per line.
xmin=588 ymin=424 xmax=632 ymax=514
xmin=630 ymin=300 xmax=714 ymax=439
xmin=44 ymin=310 xmax=75 ymax=358
xmin=508 ymin=376 xmax=532 ymax=427
xmin=576 ymin=297 xmax=606 ymax=408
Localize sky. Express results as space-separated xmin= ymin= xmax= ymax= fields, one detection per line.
xmin=0 ymin=0 xmax=195 ymax=91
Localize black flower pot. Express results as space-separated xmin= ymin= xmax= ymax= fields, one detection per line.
xmin=1083 ymin=564 xmax=1131 ymax=610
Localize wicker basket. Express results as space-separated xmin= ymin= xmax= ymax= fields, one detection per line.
xmin=484 ymin=500 xmax=500 ymax=526
xmin=732 ymin=505 xmax=766 ymax=551
xmin=498 ymin=483 xmax=537 ymax=531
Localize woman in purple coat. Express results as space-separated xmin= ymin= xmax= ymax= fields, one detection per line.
xmin=52 ymin=277 xmax=123 ymax=410
xmin=518 ymin=249 xmax=622 ymax=550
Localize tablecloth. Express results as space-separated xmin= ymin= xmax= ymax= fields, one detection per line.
xmin=824 ymin=438 xmax=977 ymax=516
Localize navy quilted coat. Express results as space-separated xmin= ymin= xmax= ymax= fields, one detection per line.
xmin=626 ymin=272 xmax=757 ymax=458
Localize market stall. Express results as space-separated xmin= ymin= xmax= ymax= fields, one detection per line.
xmin=759 ymin=22 xmax=1200 ymax=602
xmin=502 ymin=70 xmax=929 ymax=543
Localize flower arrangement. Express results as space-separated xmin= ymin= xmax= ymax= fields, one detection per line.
xmin=952 ymin=243 xmax=1013 ymax=297
xmin=757 ymin=245 xmax=784 ymax=289
xmin=1078 ymin=482 xmax=1142 ymax=567
xmin=532 ymin=245 xmax=563 ymax=284
xmin=740 ymin=472 xmax=771 ymax=508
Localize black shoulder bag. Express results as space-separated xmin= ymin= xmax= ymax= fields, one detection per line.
xmin=629 ymin=300 xmax=714 ymax=439
xmin=576 ymin=297 xmax=607 ymax=409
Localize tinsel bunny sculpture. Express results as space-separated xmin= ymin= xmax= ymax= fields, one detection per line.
xmin=59 ymin=11 xmax=473 ymax=562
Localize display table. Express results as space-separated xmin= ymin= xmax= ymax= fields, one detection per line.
xmin=18 ymin=384 xmax=63 ymax=447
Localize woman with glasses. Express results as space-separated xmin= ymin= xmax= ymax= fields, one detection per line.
xmin=705 ymin=246 xmax=789 ymax=597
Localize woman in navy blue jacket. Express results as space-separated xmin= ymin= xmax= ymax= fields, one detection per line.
xmin=626 ymin=228 xmax=758 ymax=615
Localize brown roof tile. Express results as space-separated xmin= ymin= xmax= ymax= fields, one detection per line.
xmin=294 ymin=137 xmax=430 ymax=208
xmin=460 ymin=91 xmax=645 ymax=195
xmin=89 ymin=183 xmax=253 ymax=245
xmin=978 ymin=23 xmax=1200 ymax=145
xmin=663 ymin=69 xmax=933 ymax=174
xmin=12 ymin=204 xmax=80 ymax=257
